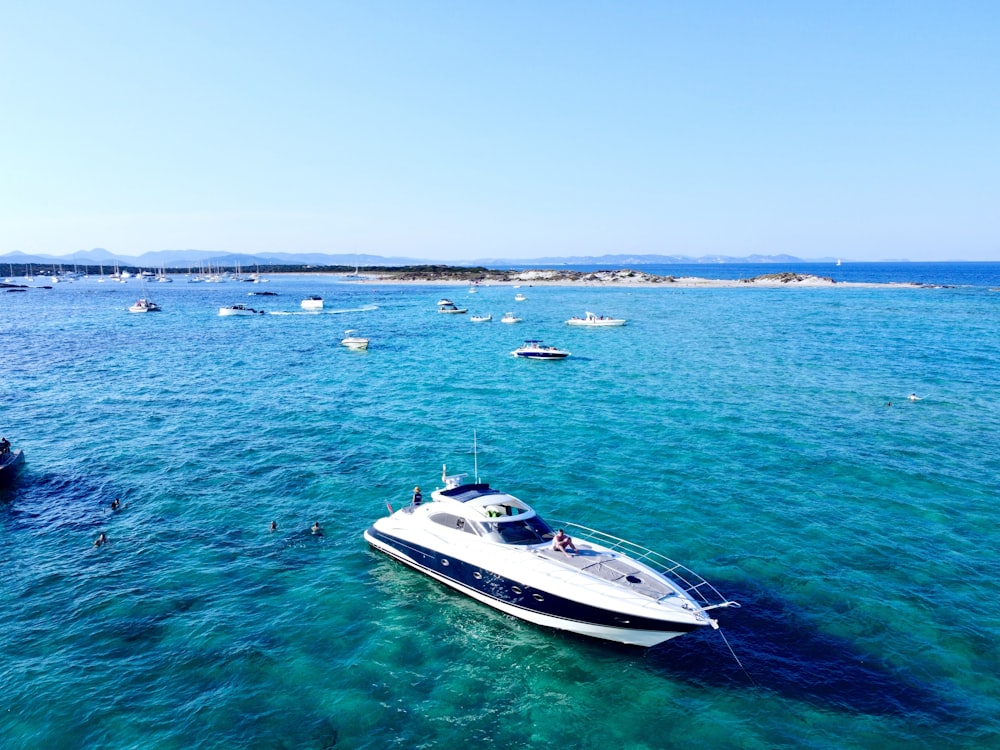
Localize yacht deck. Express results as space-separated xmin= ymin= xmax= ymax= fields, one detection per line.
xmin=535 ymin=547 xmax=678 ymax=600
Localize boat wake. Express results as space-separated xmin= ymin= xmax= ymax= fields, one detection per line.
xmin=268 ymin=304 xmax=378 ymax=316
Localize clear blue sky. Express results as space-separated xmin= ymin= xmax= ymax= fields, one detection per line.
xmin=2 ymin=1 xmax=998 ymax=261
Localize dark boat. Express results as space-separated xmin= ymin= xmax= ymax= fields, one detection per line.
xmin=0 ymin=449 xmax=25 ymax=484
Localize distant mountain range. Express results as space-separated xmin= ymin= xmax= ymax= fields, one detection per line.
xmin=0 ymin=248 xmax=843 ymax=268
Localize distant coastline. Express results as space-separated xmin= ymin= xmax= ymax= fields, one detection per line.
xmin=8 ymin=261 xmax=981 ymax=288
xmin=359 ymin=268 xmax=917 ymax=288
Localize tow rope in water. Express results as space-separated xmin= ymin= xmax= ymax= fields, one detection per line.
xmin=717 ymin=627 xmax=756 ymax=686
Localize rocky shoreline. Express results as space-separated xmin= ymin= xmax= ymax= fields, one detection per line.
xmin=362 ymin=268 xmax=916 ymax=288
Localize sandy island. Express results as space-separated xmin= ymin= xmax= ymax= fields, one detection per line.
xmin=357 ymin=269 xmax=919 ymax=288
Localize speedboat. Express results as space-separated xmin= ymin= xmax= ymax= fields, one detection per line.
xmin=219 ymin=304 xmax=264 ymax=316
xmin=438 ymin=301 xmax=467 ymax=314
xmin=511 ymin=340 xmax=570 ymax=359
xmin=566 ymin=311 xmax=626 ymax=327
xmin=365 ymin=468 xmax=739 ymax=646
xmin=500 ymin=312 xmax=521 ymax=324
xmin=301 ymin=296 xmax=324 ymax=310
xmin=470 ymin=314 xmax=492 ymax=322
xmin=128 ymin=298 xmax=161 ymax=313
xmin=0 ymin=448 xmax=24 ymax=484
xmin=341 ymin=330 xmax=370 ymax=350
xmin=514 ymin=293 xmax=527 ymax=301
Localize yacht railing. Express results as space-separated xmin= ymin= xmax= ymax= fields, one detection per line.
xmin=553 ymin=520 xmax=740 ymax=613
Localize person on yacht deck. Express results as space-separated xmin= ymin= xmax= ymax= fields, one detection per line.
xmin=552 ymin=529 xmax=577 ymax=556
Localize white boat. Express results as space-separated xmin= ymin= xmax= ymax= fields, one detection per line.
xmin=470 ymin=314 xmax=492 ymax=322
xmin=514 ymin=293 xmax=527 ymax=301
xmin=301 ymin=296 xmax=324 ymax=310
xmin=129 ymin=280 xmax=161 ymax=312
xmin=438 ymin=301 xmax=467 ymax=314
xmin=566 ymin=311 xmax=626 ymax=327
xmin=365 ymin=467 xmax=739 ymax=646
xmin=500 ymin=312 xmax=521 ymax=324
xmin=341 ymin=330 xmax=370 ymax=350
xmin=219 ymin=304 xmax=264 ymax=316
xmin=128 ymin=298 xmax=161 ymax=313
xmin=511 ymin=340 xmax=570 ymax=359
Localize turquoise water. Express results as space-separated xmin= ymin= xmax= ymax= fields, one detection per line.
xmin=2 ymin=274 xmax=998 ymax=749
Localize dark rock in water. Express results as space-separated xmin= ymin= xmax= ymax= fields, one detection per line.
xmin=742 ymin=272 xmax=835 ymax=284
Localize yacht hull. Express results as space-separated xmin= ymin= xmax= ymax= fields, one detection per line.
xmin=365 ymin=527 xmax=702 ymax=646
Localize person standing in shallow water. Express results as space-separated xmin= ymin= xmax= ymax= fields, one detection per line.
xmin=412 ymin=486 xmax=422 ymax=506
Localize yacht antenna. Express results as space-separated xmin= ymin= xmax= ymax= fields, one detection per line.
xmin=473 ymin=430 xmax=479 ymax=484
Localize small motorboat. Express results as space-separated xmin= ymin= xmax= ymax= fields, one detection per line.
xmin=365 ymin=466 xmax=739 ymax=646
xmin=219 ymin=304 xmax=264 ymax=316
xmin=500 ymin=312 xmax=521 ymax=324
xmin=128 ymin=298 xmax=161 ymax=313
xmin=514 ymin=293 xmax=527 ymax=301
xmin=470 ymin=314 xmax=492 ymax=323
xmin=341 ymin=330 xmax=370 ymax=350
xmin=511 ymin=340 xmax=570 ymax=359
xmin=301 ymin=296 xmax=324 ymax=310
xmin=438 ymin=301 xmax=467 ymax=314
xmin=0 ymin=448 xmax=25 ymax=485
xmin=566 ymin=311 xmax=626 ymax=327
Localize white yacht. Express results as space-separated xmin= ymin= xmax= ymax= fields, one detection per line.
xmin=511 ymin=340 xmax=570 ymax=360
xmin=365 ymin=468 xmax=739 ymax=646
xmin=341 ymin=330 xmax=370 ymax=350
xmin=301 ymin=296 xmax=324 ymax=310
xmin=514 ymin=293 xmax=527 ymax=301
xmin=500 ymin=312 xmax=521 ymax=324
xmin=566 ymin=311 xmax=626 ymax=327
xmin=219 ymin=304 xmax=264 ymax=316
xmin=438 ymin=301 xmax=467 ymax=314
xmin=470 ymin=314 xmax=492 ymax=322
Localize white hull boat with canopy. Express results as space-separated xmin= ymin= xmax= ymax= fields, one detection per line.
xmin=365 ymin=467 xmax=739 ymax=646
xmin=566 ymin=311 xmax=626 ymax=327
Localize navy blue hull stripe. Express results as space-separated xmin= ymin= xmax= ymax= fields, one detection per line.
xmin=367 ymin=527 xmax=698 ymax=634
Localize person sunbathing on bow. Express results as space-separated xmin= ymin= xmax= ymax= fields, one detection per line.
xmin=552 ymin=529 xmax=578 ymax=557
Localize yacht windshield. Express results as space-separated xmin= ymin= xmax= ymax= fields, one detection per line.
xmin=494 ymin=516 xmax=554 ymax=545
